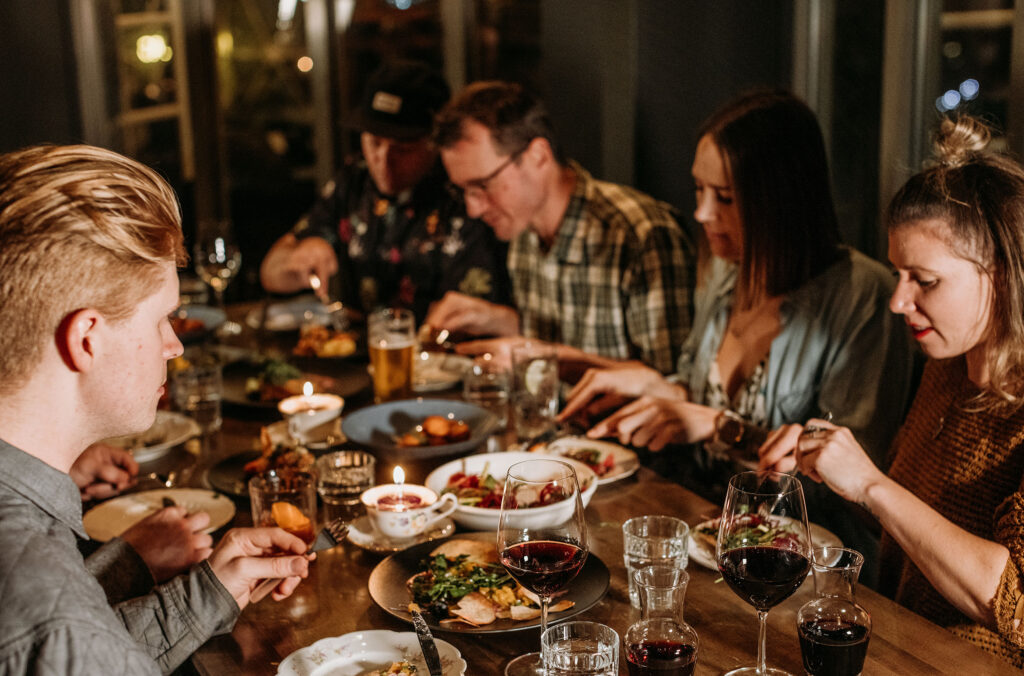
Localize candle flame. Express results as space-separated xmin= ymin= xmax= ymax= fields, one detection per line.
xmin=393 ymin=466 xmax=405 ymax=485
xmin=302 ymin=381 xmax=313 ymax=397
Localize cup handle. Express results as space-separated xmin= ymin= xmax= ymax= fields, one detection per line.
xmin=422 ymin=492 xmax=458 ymax=528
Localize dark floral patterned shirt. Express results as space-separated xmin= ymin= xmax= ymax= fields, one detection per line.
xmin=293 ymin=159 xmax=509 ymax=322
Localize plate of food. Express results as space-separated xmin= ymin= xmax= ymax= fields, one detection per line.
xmin=207 ymin=424 xmax=327 ymax=498
xmin=221 ymin=358 xmax=370 ymax=419
xmin=246 ymin=297 xmax=331 ymax=332
xmin=291 ymin=323 xmax=362 ymax=361
xmin=412 ymin=352 xmax=473 ymax=392
xmin=342 ymin=398 xmax=498 ymax=459
xmin=277 ymin=629 xmax=466 ymax=676
xmin=688 ymin=515 xmax=843 ymax=571
xmin=170 ymin=305 xmax=226 ymax=343
xmin=100 ymin=410 xmax=201 ymax=463
xmin=528 ymin=436 xmax=640 ymax=485
xmin=424 ymin=451 xmax=598 ymax=531
xmin=83 ymin=488 xmax=235 ymax=542
xmin=368 ymin=532 xmax=609 ymax=634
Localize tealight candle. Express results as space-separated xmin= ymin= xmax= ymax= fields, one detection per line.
xmin=359 ymin=467 xmax=458 ymax=540
xmin=278 ymin=381 xmax=344 ymax=445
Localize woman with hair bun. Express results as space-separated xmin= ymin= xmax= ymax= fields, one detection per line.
xmin=761 ymin=115 xmax=1024 ymax=666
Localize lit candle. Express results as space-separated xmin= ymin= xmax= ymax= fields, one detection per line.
xmin=374 ymin=466 xmax=425 ymax=512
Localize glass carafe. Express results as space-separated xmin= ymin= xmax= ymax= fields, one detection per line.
xmin=624 ymin=564 xmax=699 ymax=675
xmin=796 ymin=547 xmax=872 ymax=676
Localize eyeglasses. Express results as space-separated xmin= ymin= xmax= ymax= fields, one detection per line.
xmin=447 ymin=145 xmax=528 ymax=202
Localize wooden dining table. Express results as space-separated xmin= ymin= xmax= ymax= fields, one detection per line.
xmin=162 ymin=301 xmax=1019 ymax=675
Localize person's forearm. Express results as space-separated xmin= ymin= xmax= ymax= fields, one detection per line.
xmin=862 ymin=476 xmax=1009 ymax=626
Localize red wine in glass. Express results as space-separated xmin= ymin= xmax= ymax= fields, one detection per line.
xmin=798 ymin=619 xmax=870 ymax=676
xmin=499 ymin=539 xmax=587 ymax=596
xmin=626 ymin=640 xmax=698 ymax=675
xmin=716 ymin=471 xmax=812 ymax=676
xmin=497 ymin=459 xmax=589 ymax=676
xmin=718 ymin=546 xmax=810 ymax=611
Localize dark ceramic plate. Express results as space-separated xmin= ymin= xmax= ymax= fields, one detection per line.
xmin=220 ymin=359 xmax=371 ymax=420
xmin=206 ymin=450 xmax=260 ymax=499
xmin=341 ymin=398 xmax=498 ymax=460
xmin=367 ymin=531 xmax=610 ymax=634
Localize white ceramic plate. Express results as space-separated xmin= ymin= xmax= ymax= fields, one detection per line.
xmin=277 ymin=629 xmax=467 ymax=676
xmin=83 ymin=489 xmax=235 ymax=542
xmin=529 ymin=436 xmax=640 ymax=486
xmin=412 ymin=352 xmax=472 ymax=392
xmin=100 ymin=411 xmax=201 ymax=463
xmin=424 ymin=451 xmax=598 ymax=531
xmin=688 ymin=517 xmax=843 ymax=571
xmin=246 ymin=297 xmax=329 ymax=332
xmin=346 ymin=515 xmax=456 ymax=554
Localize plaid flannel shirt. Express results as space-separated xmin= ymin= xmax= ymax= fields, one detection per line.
xmin=507 ymin=163 xmax=694 ymax=373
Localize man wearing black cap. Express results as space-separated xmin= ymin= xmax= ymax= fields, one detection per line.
xmin=260 ymin=60 xmax=509 ymax=321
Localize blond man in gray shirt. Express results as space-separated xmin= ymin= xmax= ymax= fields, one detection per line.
xmin=0 ymin=145 xmax=313 ymax=675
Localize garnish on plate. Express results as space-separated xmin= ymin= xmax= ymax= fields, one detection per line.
xmin=407 ymin=539 xmax=573 ymax=627
xmin=243 ymin=358 xmax=336 ymax=402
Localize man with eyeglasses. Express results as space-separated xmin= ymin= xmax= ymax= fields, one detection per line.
xmin=260 ymin=60 xmax=509 ymax=322
xmin=424 ymin=81 xmax=694 ymax=375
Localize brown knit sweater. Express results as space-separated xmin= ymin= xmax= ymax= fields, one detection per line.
xmin=880 ymin=357 xmax=1024 ymax=667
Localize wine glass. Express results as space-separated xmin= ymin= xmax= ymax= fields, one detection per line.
xmin=716 ymin=471 xmax=812 ymax=676
xmin=497 ymin=459 xmax=589 ymax=676
xmin=193 ymin=225 xmax=243 ymax=336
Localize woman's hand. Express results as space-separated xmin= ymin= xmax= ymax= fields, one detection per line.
xmin=559 ymin=364 xmax=682 ymax=424
xmin=787 ymin=419 xmax=887 ymax=504
xmin=587 ymin=396 xmax=718 ymax=451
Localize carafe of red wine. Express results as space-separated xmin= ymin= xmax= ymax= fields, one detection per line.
xmin=624 ymin=564 xmax=699 ymax=675
xmin=796 ymin=546 xmax=872 ymax=676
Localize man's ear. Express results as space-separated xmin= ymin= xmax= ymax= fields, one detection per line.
xmin=524 ymin=136 xmax=554 ymax=170
xmin=58 ymin=309 xmax=103 ymax=373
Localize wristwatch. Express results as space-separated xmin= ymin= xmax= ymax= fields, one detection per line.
xmin=714 ymin=410 xmax=747 ymax=447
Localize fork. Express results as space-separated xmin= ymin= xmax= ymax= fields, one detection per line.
xmin=249 ymin=518 xmax=349 ymax=602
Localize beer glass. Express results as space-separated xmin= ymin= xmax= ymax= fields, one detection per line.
xmin=368 ymin=308 xmax=415 ymax=403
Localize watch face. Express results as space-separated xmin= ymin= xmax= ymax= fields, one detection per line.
xmin=717 ymin=413 xmax=745 ymax=446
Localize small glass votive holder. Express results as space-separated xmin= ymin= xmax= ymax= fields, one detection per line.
xmin=314 ymin=450 xmax=376 ymax=522
xmin=622 ymin=515 xmax=690 ymax=609
xmin=249 ymin=469 xmax=317 ymax=545
xmin=541 ymin=621 xmax=619 ymax=675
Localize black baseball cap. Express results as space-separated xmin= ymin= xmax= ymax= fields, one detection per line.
xmin=345 ymin=60 xmax=450 ymax=141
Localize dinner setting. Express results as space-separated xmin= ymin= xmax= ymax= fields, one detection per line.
xmin=6 ymin=3 xmax=1024 ymax=676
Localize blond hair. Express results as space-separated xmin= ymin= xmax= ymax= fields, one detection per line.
xmin=887 ymin=116 xmax=1024 ymax=411
xmin=0 ymin=145 xmax=186 ymax=390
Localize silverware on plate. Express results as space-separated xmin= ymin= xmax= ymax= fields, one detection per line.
xmin=250 ymin=518 xmax=349 ymax=602
xmin=409 ymin=603 xmax=444 ymax=676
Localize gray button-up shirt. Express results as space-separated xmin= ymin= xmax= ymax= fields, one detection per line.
xmin=0 ymin=438 xmax=239 ymax=675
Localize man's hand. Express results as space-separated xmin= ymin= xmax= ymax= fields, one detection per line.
xmin=559 ymin=364 xmax=681 ymax=424
xmin=424 ymin=291 xmax=520 ymax=337
xmin=207 ymin=527 xmax=313 ymax=608
xmin=70 ymin=442 xmax=138 ymax=501
xmin=260 ymin=234 xmax=338 ymax=295
xmin=120 ymin=506 xmax=214 ymax=583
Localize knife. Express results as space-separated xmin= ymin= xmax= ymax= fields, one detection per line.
xmin=409 ymin=603 xmax=443 ymax=676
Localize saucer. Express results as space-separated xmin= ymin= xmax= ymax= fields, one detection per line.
xmin=346 ymin=514 xmax=455 ymax=554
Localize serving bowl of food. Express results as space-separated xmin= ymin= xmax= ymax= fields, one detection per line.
xmin=341 ymin=398 xmax=498 ymax=459
xmin=424 ymin=451 xmax=598 ymax=531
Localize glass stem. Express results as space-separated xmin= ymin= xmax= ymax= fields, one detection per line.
xmin=756 ymin=609 xmax=768 ymax=675
xmin=539 ymin=594 xmax=551 ymax=668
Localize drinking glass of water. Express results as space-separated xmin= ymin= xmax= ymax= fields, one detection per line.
xmin=541 ymin=621 xmax=619 ymax=675
xmin=170 ymin=361 xmax=223 ymax=434
xmin=463 ymin=353 xmax=510 ymax=430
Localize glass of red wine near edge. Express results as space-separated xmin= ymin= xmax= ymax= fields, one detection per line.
xmin=497 ymin=459 xmax=589 ymax=676
xmin=716 ymin=471 xmax=812 ymax=676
